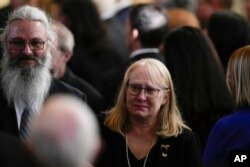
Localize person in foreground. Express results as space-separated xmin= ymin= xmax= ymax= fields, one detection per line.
xmin=95 ymin=58 xmax=202 ymax=167
xmin=0 ymin=5 xmax=83 ymax=140
xmin=203 ymin=45 xmax=250 ymax=167
xmin=26 ymin=94 xmax=101 ymax=167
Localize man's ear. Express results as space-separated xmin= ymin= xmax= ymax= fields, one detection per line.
xmin=132 ymin=28 xmax=139 ymax=40
xmin=159 ymin=43 xmax=164 ymax=54
xmin=63 ymin=51 xmax=73 ymax=63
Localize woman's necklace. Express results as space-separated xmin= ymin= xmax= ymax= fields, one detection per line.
xmin=125 ymin=134 xmax=157 ymax=167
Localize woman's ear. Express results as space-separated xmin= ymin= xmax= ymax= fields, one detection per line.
xmin=162 ymin=89 xmax=170 ymax=105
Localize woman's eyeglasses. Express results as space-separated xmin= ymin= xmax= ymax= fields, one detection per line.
xmin=127 ymin=83 xmax=168 ymax=99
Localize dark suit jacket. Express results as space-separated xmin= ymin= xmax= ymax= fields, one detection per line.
xmin=68 ymin=42 xmax=124 ymax=90
xmin=0 ymin=78 xmax=84 ymax=137
xmin=0 ymin=132 xmax=34 ymax=167
xmin=0 ymin=5 xmax=11 ymax=60
xmin=61 ymin=68 xmax=104 ymax=114
xmin=99 ymin=51 xmax=165 ymax=110
xmin=0 ymin=5 xmax=11 ymax=29
xmin=104 ymin=16 xmax=129 ymax=64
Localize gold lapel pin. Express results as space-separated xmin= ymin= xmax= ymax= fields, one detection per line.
xmin=161 ymin=144 xmax=170 ymax=158
xmin=161 ymin=144 xmax=170 ymax=150
xmin=162 ymin=153 xmax=168 ymax=157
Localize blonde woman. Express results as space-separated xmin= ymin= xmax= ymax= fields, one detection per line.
xmin=203 ymin=45 xmax=250 ymax=167
xmin=96 ymin=58 xmax=201 ymax=167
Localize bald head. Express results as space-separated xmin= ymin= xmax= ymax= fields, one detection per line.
xmin=28 ymin=94 xmax=100 ymax=167
xmin=167 ymin=8 xmax=200 ymax=31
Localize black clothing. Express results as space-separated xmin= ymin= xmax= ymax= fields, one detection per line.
xmin=68 ymin=43 xmax=123 ymax=90
xmin=104 ymin=16 xmax=129 ymax=64
xmin=96 ymin=124 xmax=202 ymax=167
xmin=0 ymin=5 xmax=11 ymax=29
xmin=0 ymin=132 xmax=34 ymax=167
xmin=0 ymin=5 xmax=11 ymax=59
xmin=61 ymin=68 xmax=104 ymax=113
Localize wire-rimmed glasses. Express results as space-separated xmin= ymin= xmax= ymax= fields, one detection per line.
xmin=127 ymin=83 xmax=168 ymax=99
xmin=8 ymin=39 xmax=46 ymax=50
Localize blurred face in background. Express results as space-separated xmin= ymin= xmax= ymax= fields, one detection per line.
xmin=10 ymin=0 xmax=26 ymax=8
xmin=196 ymin=0 xmax=214 ymax=29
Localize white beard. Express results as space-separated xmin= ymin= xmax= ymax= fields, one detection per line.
xmin=0 ymin=50 xmax=52 ymax=114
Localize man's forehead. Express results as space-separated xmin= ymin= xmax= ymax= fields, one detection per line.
xmin=8 ymin=20 xmax=47 ymax=39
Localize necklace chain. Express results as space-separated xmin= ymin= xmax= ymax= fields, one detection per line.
xmin=125 ymin=134 xmax=157 ymax=167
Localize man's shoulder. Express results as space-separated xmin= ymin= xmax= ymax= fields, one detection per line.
xmin=49 ymin=78 xmax=86 ymax=100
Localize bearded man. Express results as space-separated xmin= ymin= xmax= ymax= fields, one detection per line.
xmin=0 ymin=5 xmax=84 ymax=140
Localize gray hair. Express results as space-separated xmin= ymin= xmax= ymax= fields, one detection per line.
xmin=28 ymin=94 xmax=100 ymax=167
xmin=0 ymin=5 xmax=56 ymax=54
xmin=129 ymin=4 xmax=168 ymax=47
xmin=51 ymin=20 xmax=75 ymax=52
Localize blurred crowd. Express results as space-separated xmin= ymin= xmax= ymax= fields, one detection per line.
xmin=0 ymin=0 xmax=250 ymax=167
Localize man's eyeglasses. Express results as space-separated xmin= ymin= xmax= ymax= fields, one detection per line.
xmin=127 ymin=83 xmax=168 ymax=99
xmin=8 ymin=39 xmax=46 ymax=50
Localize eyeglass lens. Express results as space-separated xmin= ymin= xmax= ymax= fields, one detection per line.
xmin=9 ymin=39 xmax=45 ymax=50
xmin=127 ymin=83 xmax=160 ymax=98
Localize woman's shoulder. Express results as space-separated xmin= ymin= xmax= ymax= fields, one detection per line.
xmin=182 ymin=127 xmax=194 ymax=135
xmin=178 ymin=128 xmax=196 ymax=139
xmin=160 ymin=128 xmax=198 ymax=145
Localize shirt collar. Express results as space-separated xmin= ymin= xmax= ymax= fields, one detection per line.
xmin=129 ymin=48 xmax=159 ymax=59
